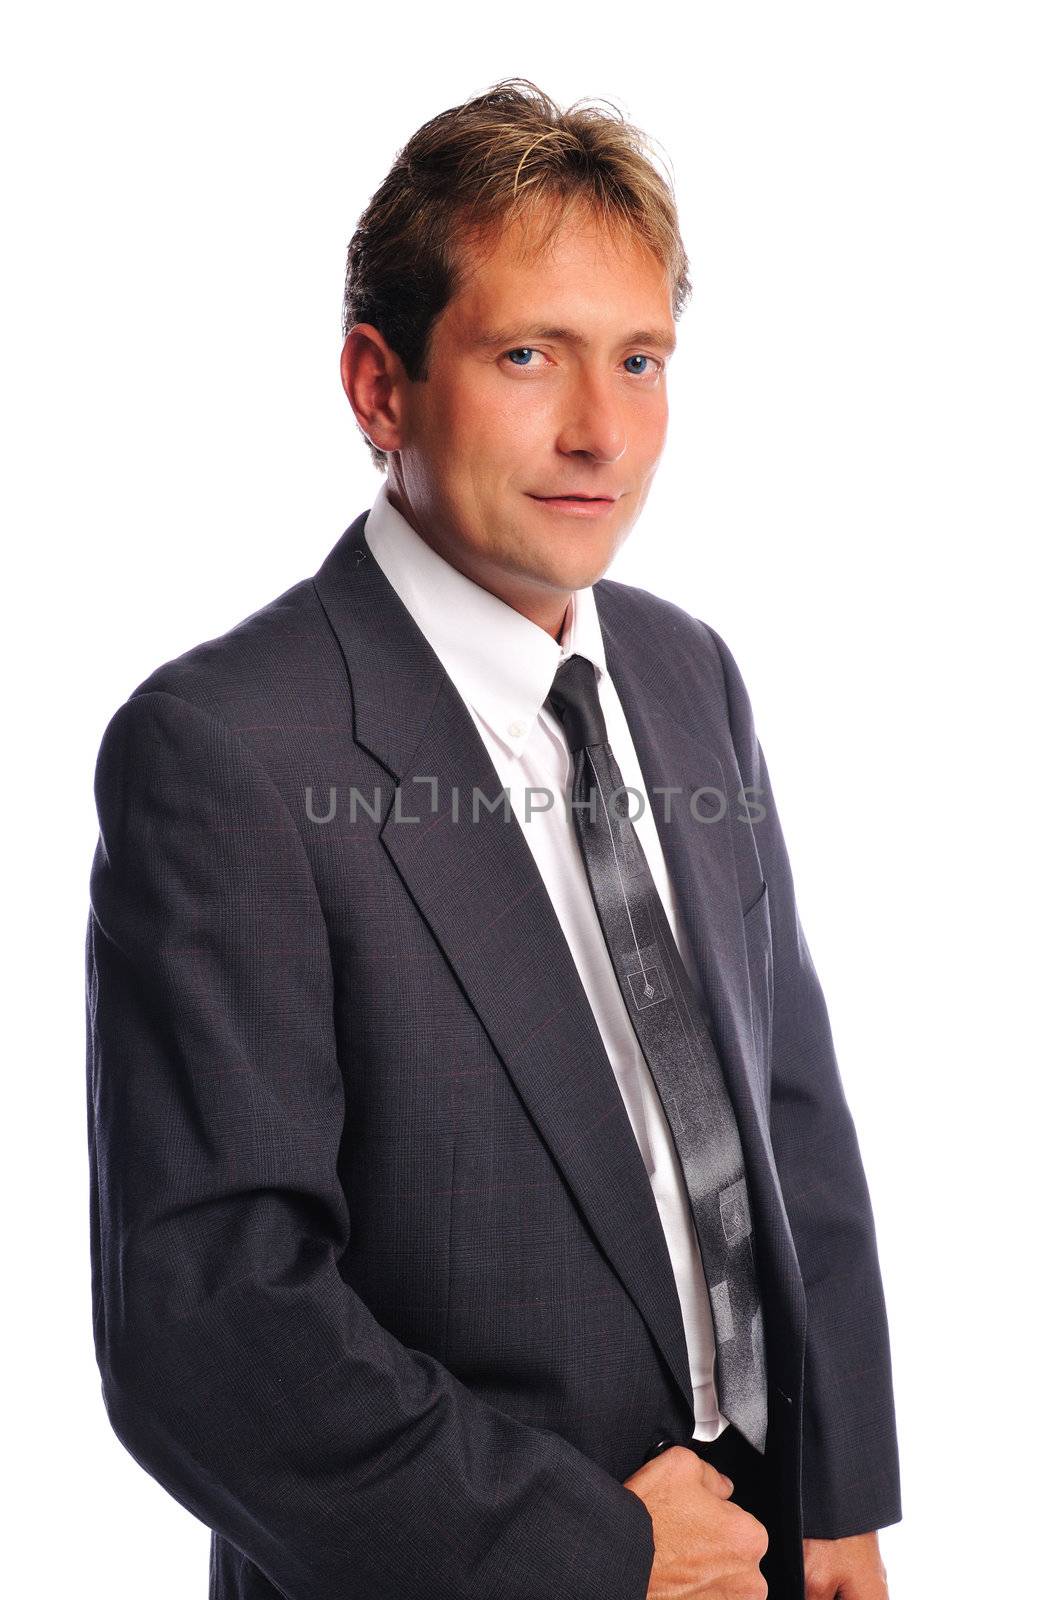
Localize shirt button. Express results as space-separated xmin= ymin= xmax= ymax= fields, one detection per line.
xmin=507 ymin=718 xmax=527 ymax=739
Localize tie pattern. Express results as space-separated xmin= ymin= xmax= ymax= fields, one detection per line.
xmin=547 ymin=653 xmax=769 ymax=1453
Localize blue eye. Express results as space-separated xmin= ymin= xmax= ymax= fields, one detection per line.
xmin=625 ymin=354 xmax=651 ymax=375
xmin=506 ymin=348 xmax=535 ymax=366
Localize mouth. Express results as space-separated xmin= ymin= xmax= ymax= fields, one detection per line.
xmin=526 ymin=492 xmax=620 ymax=519
xmin=529 ymin=493 xmax=618 ymax=503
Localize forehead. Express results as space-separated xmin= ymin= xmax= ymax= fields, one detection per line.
xmin=445 ymin=205 xmax=673 ymax=330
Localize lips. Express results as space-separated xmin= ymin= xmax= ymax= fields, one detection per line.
xmin=530 ymin=493 xmax=617 ymax=502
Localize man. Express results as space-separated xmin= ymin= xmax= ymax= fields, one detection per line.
xmin=86 ymin=79 xmax=900 ymax=1600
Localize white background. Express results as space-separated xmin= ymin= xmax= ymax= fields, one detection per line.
xmin=4 ymin=4 xmax=1060 ymax=1595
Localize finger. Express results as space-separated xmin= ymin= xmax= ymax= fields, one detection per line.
xmin=699 ymin=1461 xmax=735 ymax=1497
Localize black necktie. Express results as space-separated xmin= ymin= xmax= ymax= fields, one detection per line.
xmin=546 ymin=653 xmax=768 ymax=1454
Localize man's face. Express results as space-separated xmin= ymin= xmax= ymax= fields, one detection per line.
xmin=384 ymin=206 xmax=676 ymax=631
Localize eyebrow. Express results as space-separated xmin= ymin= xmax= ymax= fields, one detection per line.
xmin=472 ymin=323 xmax=677 ymax=356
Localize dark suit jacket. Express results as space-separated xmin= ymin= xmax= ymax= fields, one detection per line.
xmin=85 ymin=508 xmax=901 ymax=1600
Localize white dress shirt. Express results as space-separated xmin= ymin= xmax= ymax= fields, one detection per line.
xmin=364 ymin=480 xmax=729 ymax=1441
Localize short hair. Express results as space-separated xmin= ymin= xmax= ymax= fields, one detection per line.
xmin=342 ymin=77 xmax=693 ymax=472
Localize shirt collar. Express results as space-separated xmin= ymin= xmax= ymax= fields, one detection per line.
xmin=363 ymin=479 xmax=608 ymax=757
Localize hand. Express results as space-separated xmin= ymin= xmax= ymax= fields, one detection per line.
xmin=624 ymin=1445 xmax=769 ymax=1599
xmin=802 ymin=1530 xmax=889 ymax=1599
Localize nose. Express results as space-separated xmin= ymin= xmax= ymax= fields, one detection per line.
xmin=555 ymin=368 xmax=627 ymax=464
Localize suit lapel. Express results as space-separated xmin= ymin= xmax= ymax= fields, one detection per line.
xmin=314 ymin=510 xmax=804 ymax=1416
xmin=597 ymin=596 xmax=772 ymax=1128
xmin=596 ymin=591 xmax=809 ymax=1363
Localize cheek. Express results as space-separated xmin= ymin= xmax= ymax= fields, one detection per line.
xmin=483 ymin=385 xmax=555 ymax=453
xmin=633 ymin=390 xmax=669 ymax=446
xmin=441 ymin=377 xmax=537 ymax=463
xmin=466 ymin=423 xmax=543 ymax=506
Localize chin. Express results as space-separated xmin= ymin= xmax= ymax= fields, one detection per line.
xmin=547 ymin=559 xmax=612 ymax=593
xmin=508 ymin=531 xmax=619 ymax=594
xmin=527 ymin=536 xmax=619 ymax=581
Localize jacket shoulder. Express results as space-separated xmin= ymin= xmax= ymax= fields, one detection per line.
xmin=593 ymin=573 xmax=763 ymax=778
xmin=593 ymin=574 xmax=729 ymax=691
xmin=119 ymin=574 xmax=345 ymax=727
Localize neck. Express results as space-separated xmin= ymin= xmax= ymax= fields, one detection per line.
xmin=384 ymin=481 xmax=575 ymax=641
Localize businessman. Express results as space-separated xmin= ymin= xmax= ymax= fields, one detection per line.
xmin=86 ymin=80 xmax=900 ymax=1599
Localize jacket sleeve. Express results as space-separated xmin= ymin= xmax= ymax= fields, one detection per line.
xmin=85 ymin=688 xmax=656 ymax=1600
xmin=705 ymin=625 xmax=902 ymax=1541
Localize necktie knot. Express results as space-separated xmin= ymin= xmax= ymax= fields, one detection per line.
xmin=547 ymin=654 xmax=608 ymax=752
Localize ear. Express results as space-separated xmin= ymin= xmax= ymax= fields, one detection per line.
xmin=340 ymin=324 xmax=405 ymax=453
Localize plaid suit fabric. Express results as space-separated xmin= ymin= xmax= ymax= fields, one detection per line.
xmin=85 ymin=509 xmax=900 ymax=1599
